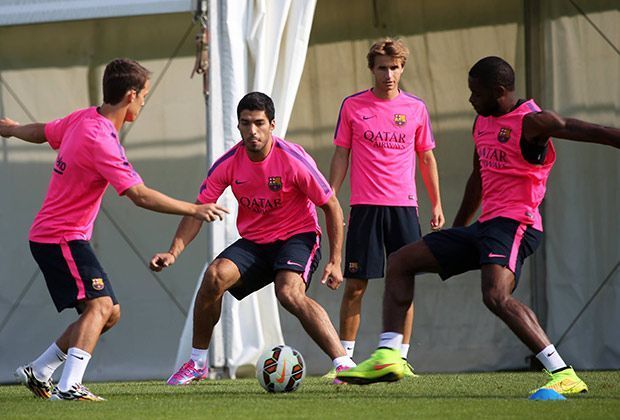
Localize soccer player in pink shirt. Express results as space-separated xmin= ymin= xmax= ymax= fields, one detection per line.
xmin=0 ymin=59 xmax=228 ymax=401
xmin=150 ymin=92 xmax=355 ymax=385
xmin=327 ymin=38 xmax=444 ymax=377
xmin=337 ymin=56 xmax=620 ymax=394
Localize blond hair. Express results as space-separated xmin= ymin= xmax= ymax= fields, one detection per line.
xmin=367 ymin=38 xmax=409 ymax=69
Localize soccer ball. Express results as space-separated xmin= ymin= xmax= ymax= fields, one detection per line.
xmin=256 ymin=345 xmax=305 ymax=393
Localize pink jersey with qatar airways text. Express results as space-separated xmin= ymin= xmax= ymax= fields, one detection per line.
xmin=197 ymin=136 xmax=332 ymax=244
xmin=474 ymin=99 xmax=555 ymax=231
xmin=29 ymin=107 xmax=143 ymax=243
xmin=334 ymin=89 xmax=435 ymax=206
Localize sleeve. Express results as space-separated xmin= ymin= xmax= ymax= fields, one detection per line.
xmin=333 ymin=98 xmax=353 ymax=149
xmin=196 ymin=160 xmax=230 ymax=204
xmin=90 ymin=124 xmax=143 ymax=195
xmin=293 ymin=146 xmax=333 ymax=207
xmin=44 ymin=114 xmax=75 ymax=150
xmin=414 ymin=104 xmax=436 ymax=152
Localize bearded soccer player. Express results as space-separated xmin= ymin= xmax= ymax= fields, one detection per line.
xmin=337 ymin=56 xmax=620 ymax=394
xmin=326 ymin=38 xmax=444 ymax=378
xmin=0 ymin=59 xmax=228 ymax=401
xmin=150 ymin=92 xmax=355 ymax=385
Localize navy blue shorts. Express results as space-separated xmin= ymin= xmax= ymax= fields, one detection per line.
xmin=344 ymin=205 xmax=422 ymax=279
xmin=217 ymin=231 xmax=321 ymax=300
xmin=423 ymin=217 xmax=543 ymax=287
xmin=30 ymin=240 xmax=118 ymax=312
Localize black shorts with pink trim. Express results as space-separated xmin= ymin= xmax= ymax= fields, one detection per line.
xmin=423 ymin=217 xmax=543 ymax=287
xmin=217 ymin=231 xmax=321 ymax=300
xmin=29 ymin=240 xmax=118 ymax=312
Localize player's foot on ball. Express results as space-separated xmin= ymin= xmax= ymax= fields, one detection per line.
xmin=336 ymin=348 xmax=404 ymax=385
xmin=50 ymin=383 xmax=105 ymax=401
xmin=530 ymin=366 xmax=588 ymax=395
xmin=167 ymin=360 xmax=208 ymax=385
xmin=14 ymin=364 xmax=55 ymax=399
xmin=402 ymin=358 xmax=419 ymax=378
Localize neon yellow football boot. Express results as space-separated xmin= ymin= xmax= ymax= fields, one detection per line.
xmin=321 ymin=367 xmax=336 ymax=380
xmin=402 ymin=358 xmax=419 ymax=378
xmin=530 ymin=367 xmax=588 ymax=395
xmin=336 ymin=348 xmax=404 ymax=385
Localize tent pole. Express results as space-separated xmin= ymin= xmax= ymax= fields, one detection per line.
xmin=524 ymin=0 xmax=548 ymax=366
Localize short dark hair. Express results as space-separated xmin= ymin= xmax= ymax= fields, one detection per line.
xmin=469 ymin=56 xmax=515 ymax=90
xmin=102 ymin=58 xmax=151 ymax=105
xmin=237 ymin=92 xmax=275 ymax=121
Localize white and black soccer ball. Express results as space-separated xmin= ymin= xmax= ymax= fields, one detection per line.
xmin=256 ymin=345 xmax=305 ymax=393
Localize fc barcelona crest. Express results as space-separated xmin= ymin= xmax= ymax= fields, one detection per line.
xmin=348 ymin=262 xmax=359 ymax=273
xmin=268 ymin=176 xmax=282 ymax=192
xmin=497 ymin=127 xmax=511 ymax=143
xmin=92 ymin=278 xmax=105 ymax=291
xmin=393 ymin=114 xmax=407 ymax=127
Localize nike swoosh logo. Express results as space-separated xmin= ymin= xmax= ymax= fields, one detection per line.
xmin=488 ymin=253 xmax=506 ymax=258
xmin=362 ymin=115 xmax=376 ymax=120
xmin=547 ymin=352 xmax=555 ymax=357
xmin=235 ymin=180 xmax=247 ymax=185
xmin=373 ymin=363 xmax=395 ymax=370
xmin=71 ymin=354 xmax=84 ymax=360
xmin=287 ymin=260 xmax=304 ymax=268
xmin=276 ymin=360 xmax=287 ymax=383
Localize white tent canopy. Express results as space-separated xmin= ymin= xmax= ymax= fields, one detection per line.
xmin=0 ymin=0 xmax=192 ymax=26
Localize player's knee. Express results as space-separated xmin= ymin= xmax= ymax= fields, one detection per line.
xmin=275 ymin=287 xmax=304 ymax=313
xmin=103 ymin=305 xmax=121 ymax=332
xmin=482 ymin=289 xmax=509 ymax=314
xmin=343 ymin=281 xmax=366 ymax=300
xmin=91 ymin=296 xmax=115 ymax=320
xmin=386 ymin=249 xmax=415 ymax=277
xmin=199 ymin=267 xmax=229 ymax=301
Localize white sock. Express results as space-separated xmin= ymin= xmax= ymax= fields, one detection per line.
xmin=378 ymin=332 xmax=403 ymax=350
xmin=191 ymin=347 xmax=209 ymax=370
xmin=535 ymin=344 xmax=567 ymax=372
xmin=340 ymin=340 xmax=355 ymax=359
xmin=31 ymin=342 xmax=67 ymax=381
xmin=400 ymin=343 xmax=410 ymax=359
xmin=332 ymin=355 xmax=356 ymax=369
xmin=58 ymin=347 xmax=91 ymax=392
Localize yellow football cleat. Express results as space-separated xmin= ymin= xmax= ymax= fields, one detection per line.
xmin=336 ymin=348 xmax=404 ymax=385
xmin=321 ymin=367 xmax=337 ymax=380
xmin=530 ymin=367 xmax=588 ymax=395
xmin=402 ymin=358 xmax=419 ymax=378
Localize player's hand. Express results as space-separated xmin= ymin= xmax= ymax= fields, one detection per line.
xmin=430 ymin=207 xmax=445 ymax=232
xmin=149 ymin=252 xmax=176 ymax=272
xmin=194 ymin=203 xmax=230 ymax=222
xmin=321 ymin=261 xmax=343 ymax=290
xmin=0 ymin=117 xmax=19 ymax=138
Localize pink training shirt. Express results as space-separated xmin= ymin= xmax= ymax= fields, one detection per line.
xmin=197 ymin=137 xmax=332 ymax=244
xmin=334 ymin=89 xmax=435 ymax=206
xmin=474 ymin=99 xmax=556 ymax=231
xmin=29 ymin=107 xmax=143 ymax=243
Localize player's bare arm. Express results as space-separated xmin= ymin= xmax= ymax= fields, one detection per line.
xmin=452 ymin=150 xmax=482 ymax=227
xmin=523 ymin=110 xmax=620 ymax=148
xmin=125 ymin=183 xmax=229 ymax=222
xmin=0 ymin=118 xmax=47 ymax=144
xmin=328 ymin=146 xmax=350 ymax=194
xmin=417 ymin=149 xmax=445 ymax=230
xmin=319 ymin=194 xmax=344 ymax=290
xmin=149 ymin=211 xmax=205 ymax=271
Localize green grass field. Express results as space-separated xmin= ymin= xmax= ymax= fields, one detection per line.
xmin=2 ymin=371 xmax=619 ymax=419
